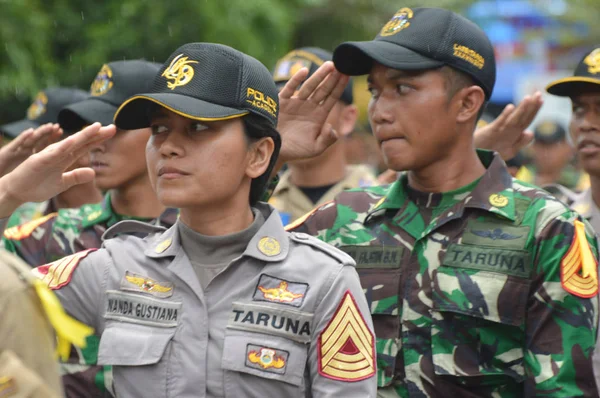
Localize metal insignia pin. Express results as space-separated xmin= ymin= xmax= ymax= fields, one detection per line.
xmin=258 ymin=236 xmax=281 ymax=256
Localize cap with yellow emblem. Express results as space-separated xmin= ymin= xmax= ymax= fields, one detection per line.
xmin=546 ymin=47 xmax=600 ymax=97
xmin=58 ymin=60 xmax=161 ymax=131
xmin=0 ymin=87 xmax=88 ymax=138
xmin=332 ymin=7 xmax=497 ymax=99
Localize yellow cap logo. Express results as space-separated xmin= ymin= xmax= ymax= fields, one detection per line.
xmin=27 ymin=92 xmax=48 ymax=120
xmin=584 ymin=48 xmax=600 ymax=75
xmin=536 ymin=121 xmax=558 ymax=137
xmin=380 ymin=8 xmax=413 ymax=37
xmin=258 ymin=236 xmax=281 ymax=256
xmin=162 ymin=54 xmax=198 ymax=90
xmin=91 ymin=64 xmax=114 ymax=96
xmin=489 ymin=194 xmax=509 ymax=208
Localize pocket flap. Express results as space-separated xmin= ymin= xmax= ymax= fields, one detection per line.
xmin=222 ymin=330 xmax=307 ymax=387
xmin=98 ymin=324 xmax=175 ymax=366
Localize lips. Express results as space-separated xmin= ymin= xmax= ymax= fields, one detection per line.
xmin=577 ymin=137 xmax=600 ymax=156
xmin=158 ymin=166 xmax=190 ymax=179
xmin=91 ymin=161 xmax=108 ymax=168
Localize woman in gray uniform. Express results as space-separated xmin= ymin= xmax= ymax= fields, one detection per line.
xmin=12 ymin=43 xmax=376 ymax=397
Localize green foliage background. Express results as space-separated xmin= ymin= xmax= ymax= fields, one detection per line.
xmin=1 ymin=0 xmax=598 ymax=123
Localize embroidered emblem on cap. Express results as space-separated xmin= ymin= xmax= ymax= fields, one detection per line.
xmin=26 ymin=92 xmax=48 ymax=120
xmin=537 ymin=121 xmax=558 ymax=136
xmin=246 ymin=345 xmax=289 ymax=374
xmin=155 ymin=237 xmax=172 ymax=253
xmin=453 ymin=44 xmax=485 ymax=69
xmin=380 ymin=7 xmax=413 ymax=37
xmin=0 ymin=376 xmax=16 ymax=397
xmin=246 ymin=88 xmax=277 ymax=118
xmin=257 ymin=236 xmax=281 ymax=256
xmin=121 ymin=271 xmax=174 ymax=298
xmin=91 ymin=64 xmax=114 ymax=96
xmin=162 ymin=54 xmax=198 ymax=90
xmin=318 ymin=291 xmax=375 ymax=381
xmin=489 ymin=193 xmax=508 ymax=208
xmin=584 ymin=48 xmax=600 ymax=75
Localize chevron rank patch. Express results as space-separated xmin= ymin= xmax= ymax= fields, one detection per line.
xmin=318 ymin=291 xmax=375 ymax=382
xmin=561 ymin=220 xmax=599 ymax=298
xmin=32 ymin=249 xmax=97 ymax=290
xmin=3 ymin=212 xmax=58 ymax=240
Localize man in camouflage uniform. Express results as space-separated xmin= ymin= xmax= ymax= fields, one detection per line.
xmin=0 ymin=60 xmax=175 ymax=397
xmin=284 ymin=8 xmax=599 ymax=397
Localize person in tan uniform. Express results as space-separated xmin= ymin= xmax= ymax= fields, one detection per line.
xmin=269 ymin=47 xmax=378 ymax=223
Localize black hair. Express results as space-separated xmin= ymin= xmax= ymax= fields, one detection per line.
xmin=242 ymin=114 xmax=281 ymax=206
xmin=441 ymin=66 xmax=487 ymax=121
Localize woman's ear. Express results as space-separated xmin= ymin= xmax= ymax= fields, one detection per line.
xmin=246 ymin=137 xmax=275 ymax=178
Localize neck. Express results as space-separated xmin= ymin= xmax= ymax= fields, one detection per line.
xmin=290 ymin=145 xmax=347 ymax=187
xmin=180 ymin=195 xmax=254 ymax=236
xmin=110 ymin=175 xmax=165 ymax=218
xmin=54 ymin=181 xmax=103 ymax=209
xmin=590 ymin=175 xmax=600 ymax=208
xmin=408 ymin=143 xmax=485 ymax=192
xmin=535 ymin=170 xmax=562 ymax=187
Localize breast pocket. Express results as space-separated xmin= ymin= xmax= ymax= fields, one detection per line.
xmin=222 ymin=329 xmax=308 ymax=398
xmin=431 ymin=264 xmax=529 ymax=385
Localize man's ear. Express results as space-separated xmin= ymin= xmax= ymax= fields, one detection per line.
xmin=247 ymin=137 xmax=274 ymax=178
xmin=338 ymin=104 xmax=358 ymax=137
xmin=456 ymin=86 xmax=485 ymax=124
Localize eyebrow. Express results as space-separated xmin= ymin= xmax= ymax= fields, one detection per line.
xmin=367 ymin=69 xmax=426 ymax=84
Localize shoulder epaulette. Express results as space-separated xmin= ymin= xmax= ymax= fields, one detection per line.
xmin=102 ymin=220 xmax=167 ymax=241
xmin=289 ymin=232 xmax=355 ymax=265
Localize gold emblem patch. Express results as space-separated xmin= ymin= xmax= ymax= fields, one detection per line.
xmin=258 ymin=281 xmax=304 ymax=303
xmin=3 ymin=212 xmax=58 ymax=241
xmin=247 ymin=347 xmax=286 ymax=370
xmin=561 ymin=220 xmax=598 ymax=298
xmin=33 ymin=249 xmax=97 ymax=290
xmin=155 ymin=238 xmax=172 ymax=253
xmin=489 ymin=193 xmax=509 ymax=208
xmin=122 ymin=271 xmax=173 ymax=298
xmin=380 ymin=8 xmax=413 ymax=37
xmin=162 ymin=54 xmax=198 ymax=90
xmin=584 ymin=48 xmax=600 ymax=75
xmin=257 ymin=236 xmax=281 ymax=256
xmin=91 ymin=64 xmax=114 ymax=96
xmin=318 ymin=291 xmax=375 ymax=381
xmin=26 ymin=91 xmax=48 ymax=120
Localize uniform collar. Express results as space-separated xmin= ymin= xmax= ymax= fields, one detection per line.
xmin=81 ymin=193 xmax=113 ymax=229
xmin=571 ymin=188 xmax=594 ymax=219
xmin=369 ymin=150 xmax=516 ymax=222
xmin=146 ymin=203 xmax=290 ymax=263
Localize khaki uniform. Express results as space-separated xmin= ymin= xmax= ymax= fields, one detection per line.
xmin=29 ymin=204 xmax=377 ymax=397
xmin=270 ymin=165 xmax=378 ymax=223
xmin=0 ymin=251 xmax=62 ymax=398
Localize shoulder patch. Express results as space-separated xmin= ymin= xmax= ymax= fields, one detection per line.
xmin=102 ymin=220 xmax=167 ymax=241
xmin=33 ymin=249 xmax=97 ymax=290
xmin=3 ymin=212 xmax=58 ymax=241
xmin=318 ymin=290 xmax=375 ymax=382
xmin=289 ymin=232 xmax=354 ymax=265
xmin=284 ymin=201 xmax=332 ymax=231
xmin=561 ymin=220 xmax=598 ymax=298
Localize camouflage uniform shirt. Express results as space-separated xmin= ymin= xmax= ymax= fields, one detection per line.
xmin=289 ymin=150 xmax=599 ymax=397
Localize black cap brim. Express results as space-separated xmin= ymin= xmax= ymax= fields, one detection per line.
xmin=546 ymin=77 xmax=600 ymax=97
xmin=114 ymin=93 xmax=249 ymax=130
xmin=58 ymin=98 xmax=117 ymax=131
xmin=333 ymin=40 xmax=444 ymax=76
xmin=0 ymin=119 xmax=40 ymax=138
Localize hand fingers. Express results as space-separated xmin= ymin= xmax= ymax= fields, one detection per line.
xmin=9 ymin=128 xmax=35 ymax=151
xmin=61 ymin=168 xmax=96 ymax=190
xmin=308 ymin=70 xmax=342 ymax=104
xmin=314 ymin=123 xmax=339 ymax=153
xmin=321 ymin=74 xmax=350 ymax=111
xmin=491 ymin=103 xmax=515 ymax=129
xmin=40 ymin=124 xmax=114 ymax=167
xmin=279 ymin=68 xmax=310 ymax=100
xmin=510 ymin=93 xmax=542 ymax=128
xmin=295 ymin=62 xmax=336 ymax=101
xmin=519 ymin=92 xmax=543 ymax=126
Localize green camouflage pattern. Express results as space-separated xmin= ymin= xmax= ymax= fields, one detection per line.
xmin=1 ymin=193 xmax=178 ymax=398
xmin=5 ymin=199 xmax=57 ymax=229
xmin=289 ymin=150 xmax=599 ymax=397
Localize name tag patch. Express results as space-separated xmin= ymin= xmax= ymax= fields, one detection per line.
xmin=228 ymin=302 xmax=313 ymax=344
xmin=104 ymin=290 xmax=182 ymax=328
xmin=443 ymin=244 xmax=530 ymax=278
xmin=252 ymin=274 xmax=308 ymax=307
xmin=340 ymin=246 xmax=403 ymax=268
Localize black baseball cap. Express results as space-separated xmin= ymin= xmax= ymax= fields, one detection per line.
xmin=58 ymin=60 xmax=161 ymax=131
xmin=114 ymin=43 xmax=281 ymax=205
xmin=546 ymin=47 xmax=600 ymax=97
xmin=533 ymin=120 xmax=567 ymax=144
xmin=114 ymin=43 xmax=279 ymax=129
xmin=0 ymin=87 xmax=89 ymax=138
xmin=333 ymin=7 xmax=496 ymax=99
xmin=273 ymin=47 xmax=354 ymax=104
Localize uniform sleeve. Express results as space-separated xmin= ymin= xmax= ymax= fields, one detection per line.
xmin=285 ymin=200 xmax=338 ymax=237
xmin=33 ymin=249 xmax=109 ymax=332
xmin=307 ymin=264 xmax=377 ymax=397
xmin=526 ymin=211 xmax=599 ymax=397
xmin=0 ymin=213 xmax=59 ymax=266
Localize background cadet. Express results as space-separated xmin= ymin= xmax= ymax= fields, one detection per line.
xmin=0 ymin=87 xmax=102 ymax=227
xmin=269 ymin=47 xmax=377 ymax=223
xmin=280 ymin=7 xmax=598 ymax=397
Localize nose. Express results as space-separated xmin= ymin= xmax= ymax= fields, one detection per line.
xmin=368 ymin=94 xmax=395 ymax=126
xmin=157 ymin=131 xmax=185 ymax=158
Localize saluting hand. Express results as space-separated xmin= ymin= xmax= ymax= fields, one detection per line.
xmin=0 ymin=123 xmax=116 ymax=217
xmin=275 ymin=61 xmax=349 ymax=174
xmin=474 ymin=92 xmax=543 ymax=160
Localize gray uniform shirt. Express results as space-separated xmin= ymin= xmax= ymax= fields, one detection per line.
xmin=31 ymin=203 xmax=377 ymax=397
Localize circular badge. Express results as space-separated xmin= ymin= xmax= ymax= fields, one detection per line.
xmin=489 ymin=194 xmax=509 ymax=208
xmin=258 ymin=237 xmax=281 ymax=256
